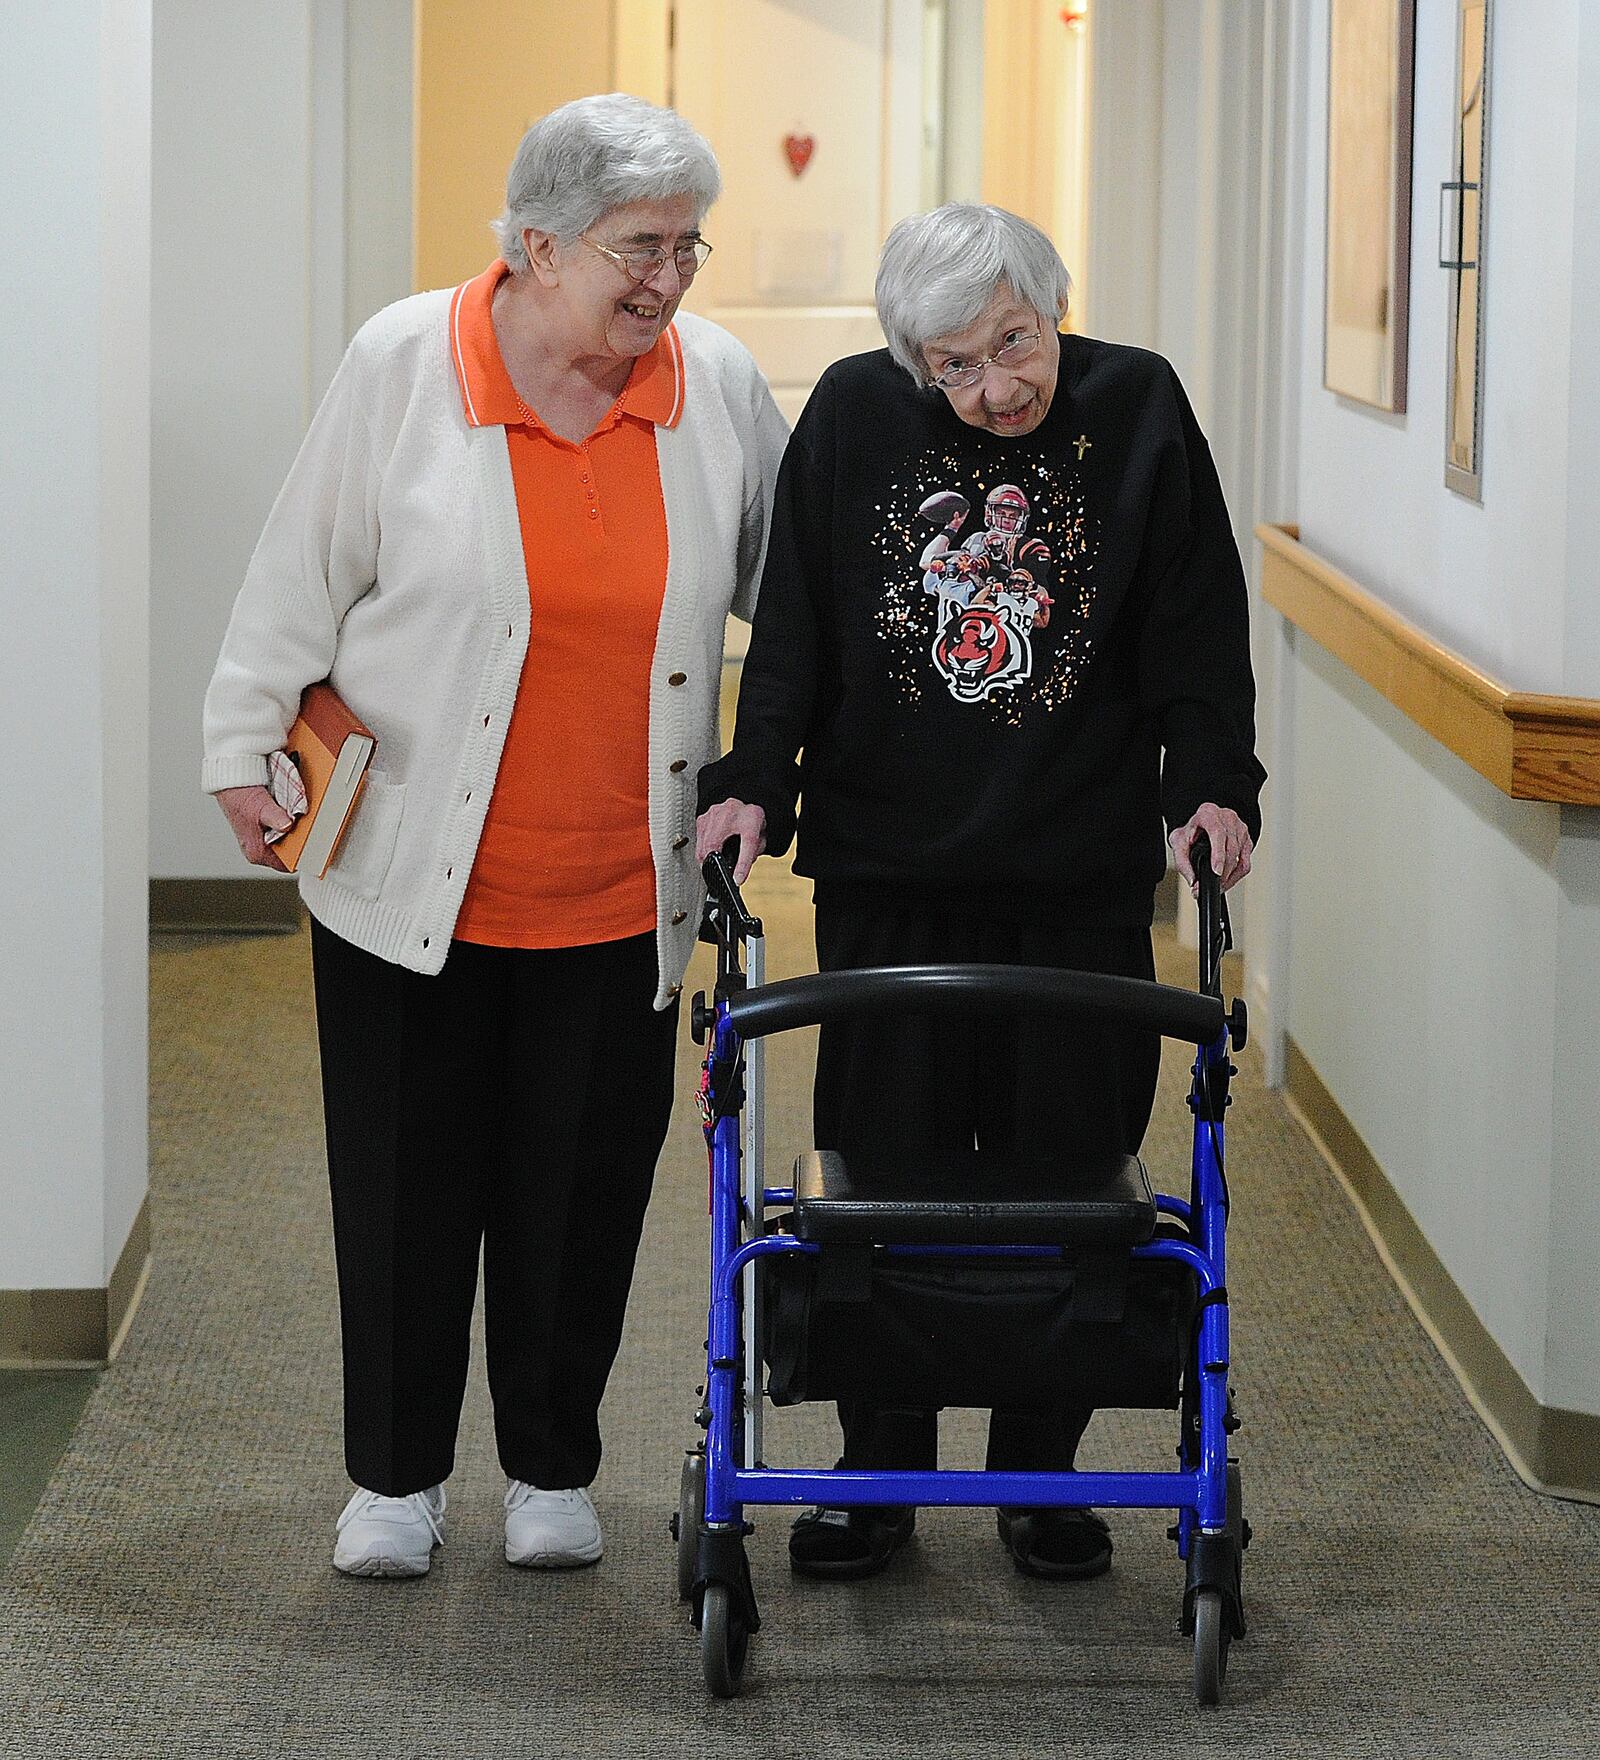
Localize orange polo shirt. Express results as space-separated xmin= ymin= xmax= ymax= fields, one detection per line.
xmin=448 ymin=259 xmax=683 ymax=948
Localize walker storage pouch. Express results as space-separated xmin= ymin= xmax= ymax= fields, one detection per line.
xmin=762 ymin=1243 xmax=1196 ymax=1413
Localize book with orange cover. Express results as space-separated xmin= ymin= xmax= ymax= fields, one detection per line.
xmin=267 ymin=682 xmax=377 ymax=878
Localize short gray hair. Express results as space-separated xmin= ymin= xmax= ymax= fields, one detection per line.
xmin=875 ymin=203 xmax=1073 ymax=383
xmin=493 ymin=94 xmax=722 ymax=270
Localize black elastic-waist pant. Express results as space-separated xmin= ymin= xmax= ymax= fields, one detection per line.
xmin=811 ymin=891 xmax=1160 ymax=1478
xmin=310 ymin=920 xmax=678 ymax=1496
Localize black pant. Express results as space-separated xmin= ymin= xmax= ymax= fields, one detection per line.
xmin=311 ymin=921 xmax=678 ymax=1496
xmin=812 ymin=891 xmax=1160 ymax=1476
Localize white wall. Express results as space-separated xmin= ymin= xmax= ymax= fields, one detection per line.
xmin=1276 ymin=0 xmax=1600 ymax=1415
xmin=1561 ymin=5 xmax=1600 ymax=690
xmin=150 ymin=0 xmax=316 ymax=879
xmin=1 ymin=1 xmax=151 ymax=1288
xmin=1295 ymin=0 xmax=1580 ymax=692
xmin=149 ymin=0 xmax=413 ymax=880
xmin=346 ymin=0 xmax=416 ymax=342
xmin=1545 ymin=0 xmax=1600 ymax=1419
xmin=1289 ymin=644 xmax=1561 ymax=1382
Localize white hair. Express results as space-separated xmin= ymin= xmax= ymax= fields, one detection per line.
xmin=875 ymin=203 xmax=1073 ymax=383
xmin=492 ymin=93 xmax=722 ymax=270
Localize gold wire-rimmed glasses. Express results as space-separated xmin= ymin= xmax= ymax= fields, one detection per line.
xmin=929 ymin=328 xmax=1042 ymax=391
xmin=581 ymin=235 xmax=714 ymax=283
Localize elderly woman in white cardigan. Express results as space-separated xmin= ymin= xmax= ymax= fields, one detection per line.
xmin=204 ymin=95 xmax=785 ymax=1579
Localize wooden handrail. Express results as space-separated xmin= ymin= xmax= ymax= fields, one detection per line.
xmin=1256 ymin=522 xmax=1600 ymax=806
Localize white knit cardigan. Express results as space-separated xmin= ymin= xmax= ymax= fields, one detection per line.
xmin=202 ymin=291 xmax=788 ymax=1006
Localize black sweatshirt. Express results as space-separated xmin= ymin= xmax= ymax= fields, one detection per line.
xmin=699 ymin=333 xmax=1266 ymax=924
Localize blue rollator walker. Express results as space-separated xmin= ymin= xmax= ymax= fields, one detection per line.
xmin=674 ymin=834 xmax=1251 ymax=1702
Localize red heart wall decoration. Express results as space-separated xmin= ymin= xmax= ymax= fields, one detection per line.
xmin=783 ymin=133 xmax=816 ymax=178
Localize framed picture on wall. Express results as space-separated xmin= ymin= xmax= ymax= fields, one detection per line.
xmin=1323 ymin=0 xmax=1417 ymax=412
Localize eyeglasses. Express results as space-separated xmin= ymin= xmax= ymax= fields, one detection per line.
xmin=929 ymin=328 xmax=1042 ymax=391
xmin=581 ymin=235 xmax=714 ymax=283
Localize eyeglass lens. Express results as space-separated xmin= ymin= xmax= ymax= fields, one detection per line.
xmin=939 ymin=331 xmax=1039 ymax=388
xmin=628 ymin=242 xmax=711 ymax=281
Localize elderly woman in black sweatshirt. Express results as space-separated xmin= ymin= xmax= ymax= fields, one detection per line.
xmin=696 ymin=202 xmax=1264 ymax=1584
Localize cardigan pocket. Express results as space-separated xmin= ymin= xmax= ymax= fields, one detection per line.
xmin=327 ymin=775 xmax=405 ymax=901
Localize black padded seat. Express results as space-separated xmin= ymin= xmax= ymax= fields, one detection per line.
xmin=790 ymin=1149 xmax=1157 ymax=1248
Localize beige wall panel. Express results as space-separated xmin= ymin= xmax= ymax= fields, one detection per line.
xmin=414 ymin=1 xmax=615 ymax=292
xmin=979 ymin=4 xmax=1088 ymax=314
xmin=713 ymin=309 xmax=889 ymax=386
xmin=614 ymin=0 xmax=670 ymax=104
xmin=671 ymin=0 xmax=923 ymax=409
xmin=981 ymin=3 xmax=1048 ymax=226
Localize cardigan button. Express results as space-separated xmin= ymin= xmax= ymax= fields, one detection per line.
xmin=672 ymin=910 xmax=688 ymax=925
xmin=668 ymin=983 xmax=682 ymax=998
xmin=668 ymin=671 xmax=687 ymax=687
xmin=669 ymin=759 xmax=687 ymax=774
xmin=672 ymin=835 xmax=688 ymax=851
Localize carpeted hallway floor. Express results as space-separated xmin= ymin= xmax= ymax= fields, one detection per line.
xmin=1 ymin=853 xmax=1597 ymax=1759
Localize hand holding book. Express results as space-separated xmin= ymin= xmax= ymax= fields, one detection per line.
xmin=214 ymin=682 xmax=377 ymax=878
xmin=216 ymin=783 xmax=297 ymax=870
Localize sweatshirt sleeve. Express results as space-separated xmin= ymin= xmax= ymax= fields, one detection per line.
xmin=697 ymin=377 xmax=835 ymax=857
xmin=1135 ymin=366 xmax=1267 ymax=841
xmin=200 ymin=339 xmax=383 ymax=793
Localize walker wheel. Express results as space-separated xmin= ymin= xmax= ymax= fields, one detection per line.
xmin=675 ymin=1450 xmax=705 ymax=1601
xmin=701 ymin=1583 xmax=749 ymax=1698
xmin=1192 ymin=1588 xmax=1229 ymax=1703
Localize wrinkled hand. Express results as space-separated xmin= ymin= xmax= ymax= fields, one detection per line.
xmin=695 ymin=798 xmax=767 ymax=885
xmin=1170 ymin=803 xmax=1252 ymax=894
xmin=216 ymin=784 xmax=294 ymax=869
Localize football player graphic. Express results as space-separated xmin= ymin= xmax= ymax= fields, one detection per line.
xmin=916 ymin=484 xmax=1055 ymax=703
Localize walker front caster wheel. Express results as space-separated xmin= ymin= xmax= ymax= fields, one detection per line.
xmin=1190 ymin=1461 xmax=1245 ymax=1705
xmin=700 ymin=1583 xmax=750 ymax=1697
xmin=1192 ymin=1588 xmax=1229 ymax=1703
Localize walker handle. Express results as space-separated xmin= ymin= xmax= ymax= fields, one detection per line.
xmin=724 ymin=963 xmax=1225 ymax=1045
xmin=701 ymin=837 xmax=762 ymax=943
xmin=1190 ymin=831 xmax=1231 ymax=1001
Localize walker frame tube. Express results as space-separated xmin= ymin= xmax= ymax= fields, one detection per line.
xmin=741 ymin=933 xmax=765 ymax=1471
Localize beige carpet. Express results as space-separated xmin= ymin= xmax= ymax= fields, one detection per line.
xmin=1 ymin=858 xmax=1597 ymax=1758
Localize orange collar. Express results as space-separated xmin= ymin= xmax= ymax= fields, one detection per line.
xmin=448 ymin=260 xmax=685 ymax=432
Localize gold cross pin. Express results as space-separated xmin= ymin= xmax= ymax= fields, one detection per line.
xmin=1073 ymin=434 xmax=1092 ymax=460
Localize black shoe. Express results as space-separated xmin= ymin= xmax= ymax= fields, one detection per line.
xmin=997 ymin=1507 xmax=1112 ymax=1580
xmin=788 ymin=1506 xmax=916 ymax=1580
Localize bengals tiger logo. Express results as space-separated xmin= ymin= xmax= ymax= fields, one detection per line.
xmin=931 ymin=603 xmax=1031 ymax=704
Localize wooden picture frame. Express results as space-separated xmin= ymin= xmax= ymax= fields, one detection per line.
xmin=1443 ymin=0 xmax=1491 ymax=500
xmin=1323 ymin=0 xmax=1417 ymax=412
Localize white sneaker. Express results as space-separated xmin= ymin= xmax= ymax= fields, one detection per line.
xmin=503 ymin=1481 xmax=603 ymax=1568
xmin=333 ymin=1484 xmax=446 ymax=1578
